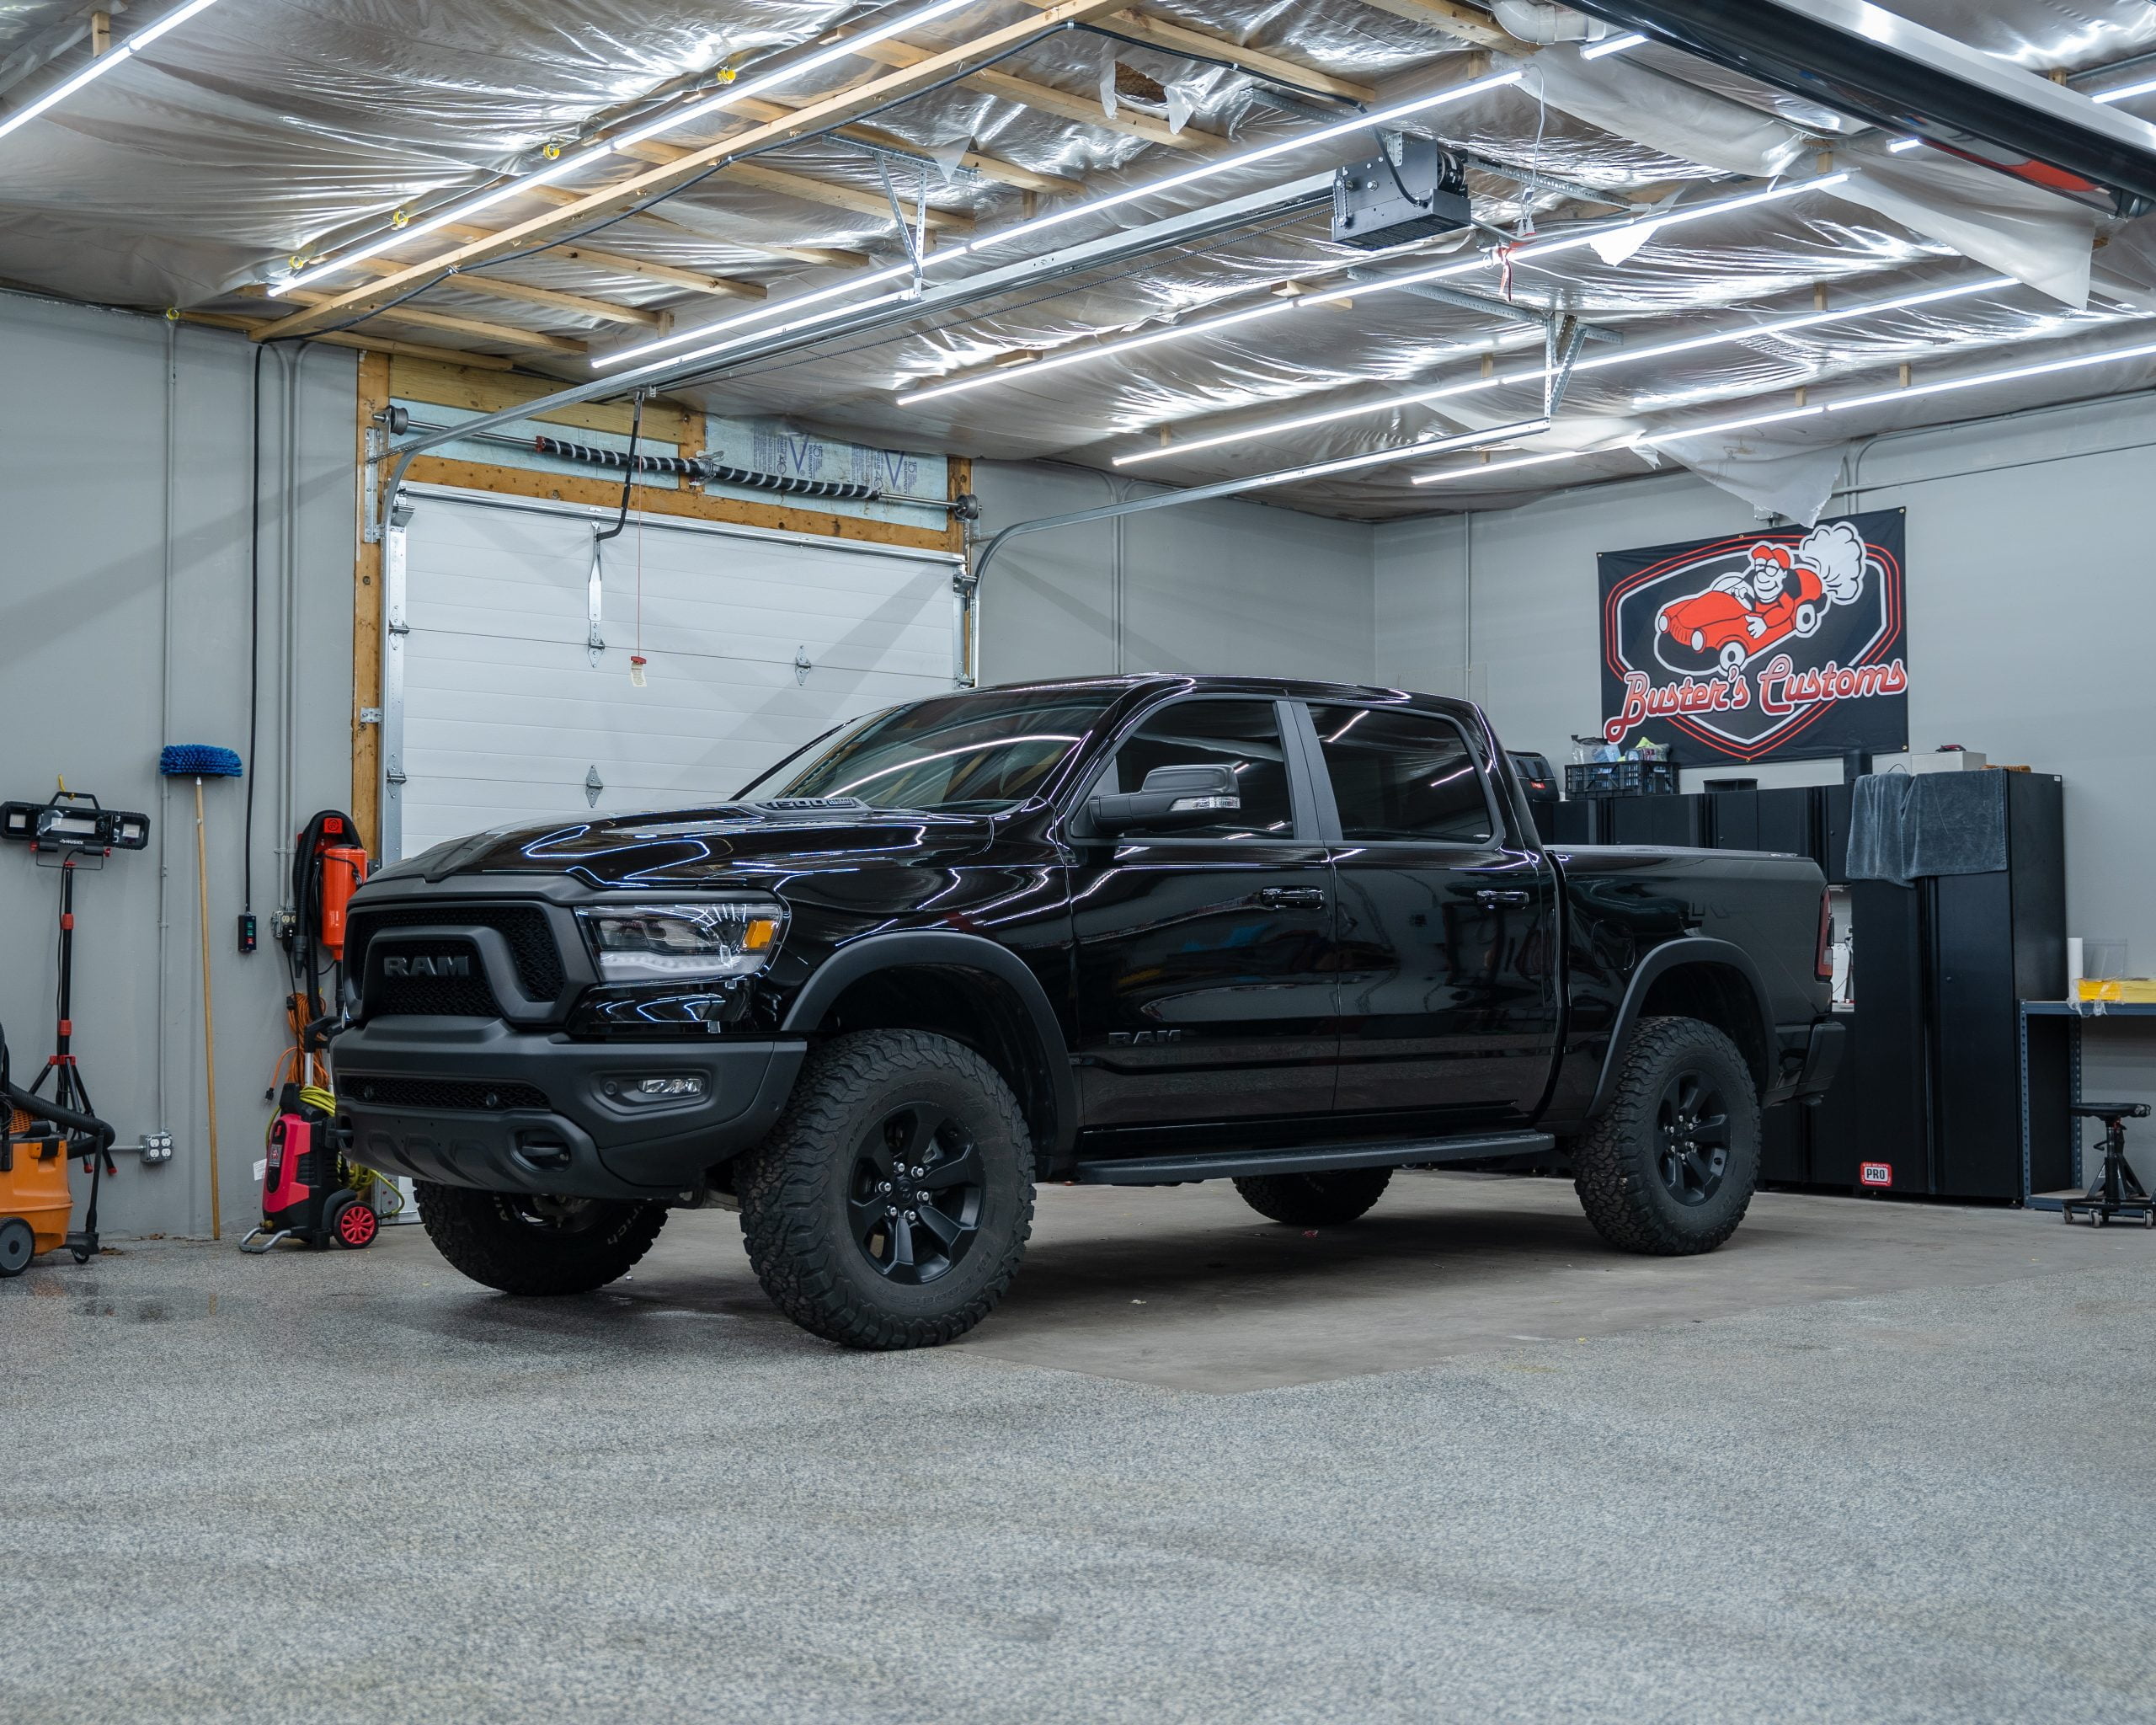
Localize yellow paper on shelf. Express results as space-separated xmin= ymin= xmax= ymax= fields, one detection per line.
xmin=2079 ymin=977 xmax=2156 ymax=1002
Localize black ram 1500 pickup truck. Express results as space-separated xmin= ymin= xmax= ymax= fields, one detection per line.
xmin=333 ymin=676 xmax=1843 ymax=1348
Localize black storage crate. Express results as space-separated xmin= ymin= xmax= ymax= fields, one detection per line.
xmin=1564 ymin=760 xmax=1678 ymax=797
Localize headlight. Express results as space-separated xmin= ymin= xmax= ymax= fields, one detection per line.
xmin=576 ymin=900 xmax=786 ymax=983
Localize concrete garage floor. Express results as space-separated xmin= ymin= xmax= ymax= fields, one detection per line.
xmin=10 ymin=1172 xmax=2156 ymax=1724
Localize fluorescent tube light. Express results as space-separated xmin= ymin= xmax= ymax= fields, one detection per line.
xmin=1644 ymin=403 xmax=1824 ymax=441
xmin=594 ymin=67 xmax=1524 ymax=370
xmin=904 ymin=172 xmax=1854 ymax=410
xmin=274 ymin=0 xmax=990 ymax=296
xmin=1411 ymin=331 xmax=2156 ymax=485
xmin=611 ymin=0 xmax=985 ymax=152
xmin=898 ymin=300 xmax=1307 ymax=407
xmin=1414 ymin=446 xmax=1618 ymax=484
xmin=1234 ymin=418 xmax=1552 ymax=490
xmin=272 ymin=145 xmax=616 ymax=294
xmin=1828 ymin=334 xmax=2156 ymax=410
xmin=1113 ymin=275 xmax=2016 ymax=467
xmin=0 ymin=0 xmax=223 ymax=144
xmin=1580 ymin=32 xmax=1649 ymax=60
xmin=1887 ymin=136 xmax=1924 ymax=152
xmin=2095 ymin=76 xmax=2156 ymax=105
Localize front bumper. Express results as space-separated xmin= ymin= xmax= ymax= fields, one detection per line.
xmin=331 ymin=1018 xmax=805 ymax=1199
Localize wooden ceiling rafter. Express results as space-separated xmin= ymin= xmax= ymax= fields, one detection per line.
xmin=253 ymin=0 xmax=1134 ymax=343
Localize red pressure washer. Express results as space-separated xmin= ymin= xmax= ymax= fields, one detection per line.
xmin=241 ymin=810 xmax=382 ymax=1252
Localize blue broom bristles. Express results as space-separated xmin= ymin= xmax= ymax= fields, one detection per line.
xmin=159 ymin=745 xmax=243 ymax=778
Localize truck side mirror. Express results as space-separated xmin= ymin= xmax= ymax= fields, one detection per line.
xmin=1086 ymin=764 xmax=1241 ymax=837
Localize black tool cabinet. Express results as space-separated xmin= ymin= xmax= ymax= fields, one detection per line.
xmin=1538 ymin=777 xmax=2067 ymax=1199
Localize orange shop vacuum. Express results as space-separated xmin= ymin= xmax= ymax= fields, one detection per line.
xmin=2 ymin=1018 xmax=115 ymax=1275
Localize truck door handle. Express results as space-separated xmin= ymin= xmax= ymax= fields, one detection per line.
xmin=1475 ymin=889 xmax=1531 ymax=906
xmin=1255 ymin=886 xmax=1326 ymax=909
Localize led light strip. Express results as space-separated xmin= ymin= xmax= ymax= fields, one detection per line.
xmin=1224 ymin=416 xmax=1552 ymax=491
xmin=896 ymin=171 xmax=1854 ymax=411
xmin=1579 ymin=32 xmax=1649 ymax=61
xmin=1409 ymin=328 xmax=2156 ymax=484
xmin=590 ymin=67 xmax=1528 ymax=371
xmin=0 ymin=0 xmax=222 ymax=143
xmin=273 ymin=0 xmax=985 ymax=296
xmin=1414 ymin=446 xmax=1615 ymax=485
xmin=1113 ymin=275 xmax=2018 ymax=467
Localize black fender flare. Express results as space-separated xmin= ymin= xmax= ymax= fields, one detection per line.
xmin=1586 ymin=937 xmax=1777 ymax=1119
xmin=780 ymin=932 xmax=1079 ymax=1156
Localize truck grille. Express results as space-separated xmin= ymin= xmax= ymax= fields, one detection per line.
xmin=371 ymin=962 xmax=501 ymax=1019
xmin=340 ymin=1075 xmax=551 ymax=1113
xmin=348 ymin=904 xmax=566 ymax=1001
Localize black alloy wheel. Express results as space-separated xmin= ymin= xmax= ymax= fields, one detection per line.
xmin=849 ymin=1103 xmax=985 ymax=1284
xmin=1570 ymin=1015 xmax=1759 ymax=1257
xmin=737 ymin=1028 xmax=1034 ymax=1348
xmin=1656 ymin=1070 xmax=1731 ymax=1207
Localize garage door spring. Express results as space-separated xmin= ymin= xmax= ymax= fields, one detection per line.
xmin=532 ymin=435 xmax=883 ymax=503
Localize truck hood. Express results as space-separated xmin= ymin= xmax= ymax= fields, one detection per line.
xmin=376 ymin=799 xmax=1001 ymax=888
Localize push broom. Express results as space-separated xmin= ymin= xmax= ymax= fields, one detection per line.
xmin=159 ymin=745 xmax=243 ymax=1241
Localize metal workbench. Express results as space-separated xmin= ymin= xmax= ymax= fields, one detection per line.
xmin=2019 ymin=1000 xmax=2156 ymax=1208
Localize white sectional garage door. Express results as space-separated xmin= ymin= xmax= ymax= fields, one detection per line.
xmin=383 ymin=484 xmax=961 ymax=860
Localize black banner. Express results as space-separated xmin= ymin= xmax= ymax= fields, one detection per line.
xmin=1598 ymin=509 xmax=1908 ymax=766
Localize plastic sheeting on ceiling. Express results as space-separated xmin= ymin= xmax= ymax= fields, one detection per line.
xmin=7 ymin=0 xmax=2156 ymax=520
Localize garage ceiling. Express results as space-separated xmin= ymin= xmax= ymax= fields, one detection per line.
xmin=10 ymin=0 xmax=2156 ymax=520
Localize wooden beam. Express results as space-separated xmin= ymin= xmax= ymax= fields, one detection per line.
xmin=403 ymin=453 xmax=954 ymax=553
xmin=1110 ymin=12 xmax=1376 ymax=103
xmin=719 ymin=159 xmax=974 ymax=230
xmin=350 ymin=257 xmax=664 ymax=328
xmin=428 ymin=220 xmax=770 ymax=297
xmin=352 ymin=350 xmax=390 ymax=855
xmin=841 ymin=33 xmax=1226 ymax=152
xmin=179 ymin=309 xmax=519 ymax=370
xmin=716 ymin=89 xmax=1081 ymax=195
xmin=611 ymin=143 xmax=975 ymax=230
xmin=253 ymin=0 xmax=1131 ymax=341
xmin=388 ymin=355 xmax=701 ymax=445
xmin=511 ymin=190 xmax=862 ymax=269
xmin=245 ymin=286 xmax=590 ymax=355
xmin=1353 ymin=0 xmax=1524 ymax=50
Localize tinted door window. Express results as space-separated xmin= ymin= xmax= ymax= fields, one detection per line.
xmin=1109 ymin=701 xmax=1295 ymax=839
xmin=1310 ymin=706 xmax=1492 ymax=845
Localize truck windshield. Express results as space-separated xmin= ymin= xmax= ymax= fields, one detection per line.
xmin=739 ymin=688 xmax=1115 ymax=812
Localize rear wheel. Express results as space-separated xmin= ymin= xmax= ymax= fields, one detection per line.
xmin=1233 ymin=1167 xmax=1392 ymax=1226
xmin=1572 ymin=1016 xmax=1759 ymax=1256
xmin=416 ymin=1183 xmax=665 ymax=1295
xmin=737 ymin=1029 xmax=1033 ymax=1350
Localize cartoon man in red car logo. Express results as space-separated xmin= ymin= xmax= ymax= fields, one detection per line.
xmin=1654 ymin=521 xmax=1868 ymax=676
xmin=1715 ymin=544 xmax=1796 ymax=638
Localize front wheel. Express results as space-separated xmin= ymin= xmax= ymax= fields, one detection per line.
xmin=1234 ymin=1167 xmax=1392 ymax=1226
xmin=416 ymin=1183 xmax=666 ymax=1295
xmin=1572 ymin=1016 xmax=1759 ymax=1255
xmin=736 ymin=1029 xmax=1034 ymax=1350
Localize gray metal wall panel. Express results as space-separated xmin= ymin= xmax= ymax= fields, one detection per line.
xmin=0 ymin=291 xmax=357 ymax=1240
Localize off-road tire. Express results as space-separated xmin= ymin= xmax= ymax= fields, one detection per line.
xmin=415 ymin=1183 xmax=666 ymax=1295
xmin=736 ymin=1029 xmax=1034 ymax=1350
xmin=1572 ymin=1015 xmax=1760 ymax=1255
xmin=1233 ymin=1167 xmax=1393 ymax=1226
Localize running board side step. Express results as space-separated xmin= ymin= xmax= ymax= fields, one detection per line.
xmin=1073 ymin=1130 xmax=1557 ymax=1186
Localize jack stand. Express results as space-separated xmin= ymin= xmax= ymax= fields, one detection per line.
xmin=24 ymin=856 xmax=116 ymax=1262
xmin=2062 ymin=1102 xmax=2156 ymax=1227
